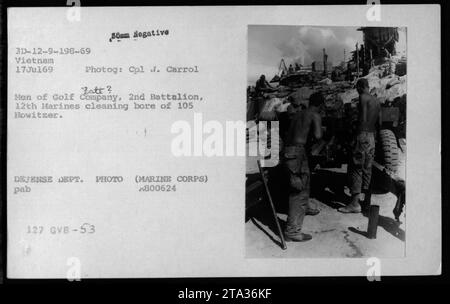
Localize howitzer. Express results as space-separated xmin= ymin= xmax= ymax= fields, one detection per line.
xmin=372 ymin=161 xmax=405 ymax=221
xmin=309 ymin=134 xmax=405 ymax=221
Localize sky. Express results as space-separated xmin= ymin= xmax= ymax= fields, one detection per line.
xmin=248 ymin=25 xmax=407 ymax=85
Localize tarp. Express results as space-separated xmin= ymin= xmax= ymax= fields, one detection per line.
xmin=372 ymin=75 xmax=407 ymax=102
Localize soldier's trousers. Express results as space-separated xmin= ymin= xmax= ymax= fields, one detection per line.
xmin=349 ymin=131 xmax=375 ymax=195
xmin=283 ymin=145 xmax=310 ymax=235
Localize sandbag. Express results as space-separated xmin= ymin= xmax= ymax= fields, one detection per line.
xmin=318 ymin=78 xmax=332 ymax=85
xmin=338 ymin=89 xmax=358 ymax=104
xmin=288 ymin=87 xmax=315 ymax=107
xmin=259 ymin=97 xmax=287 ymax=120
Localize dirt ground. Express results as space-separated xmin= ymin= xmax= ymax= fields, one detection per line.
xmin=246 ymin=147 xmax=406 ymax=258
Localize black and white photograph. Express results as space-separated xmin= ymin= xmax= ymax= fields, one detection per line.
xmin=3 ymin=3 xmax=442 ymax=281
xmin=246 ymin=25 xmax=407 ymax=258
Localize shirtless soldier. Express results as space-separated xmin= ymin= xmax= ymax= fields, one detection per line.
xmin=339 ymin=78 xmax=381 ymax=213
xmin=283 ymin=92 xmax=324 ymax=242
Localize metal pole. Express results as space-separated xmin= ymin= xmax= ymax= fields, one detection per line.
xmin=367 ymin=205 xmax=380 ymax=239
xmin=356 ymin=43 xmax=359 ymax=78
xmin=257 ymin=160 xmax=287 ymax=250
xmin=370 ymin=49 xmax=373 ymax=68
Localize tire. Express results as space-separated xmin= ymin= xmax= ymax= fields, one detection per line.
xmin=379 ymin=129 xmax=400 ymax=173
